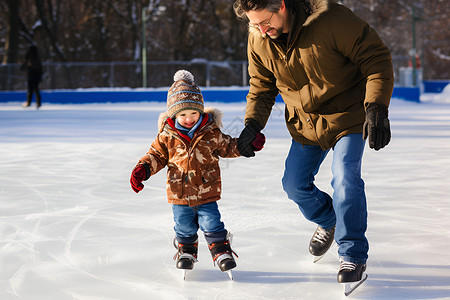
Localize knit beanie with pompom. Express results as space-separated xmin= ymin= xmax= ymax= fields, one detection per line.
xmin=167 ymin=70 xmax=204 ymax=118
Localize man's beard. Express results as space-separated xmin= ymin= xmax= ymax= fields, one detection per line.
xmin=262 ymin=27 xmax=283 ymax=39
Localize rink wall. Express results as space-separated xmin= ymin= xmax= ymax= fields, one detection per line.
xmin=0 ymin=89 xmax=279 ymax=104
xmin=391 ymin=87 xmax=420 ymax=103
xmin=0 ymin=86 xmax=424 ymax=104
xmin=423 ymin=80 xmax=449 ymax=94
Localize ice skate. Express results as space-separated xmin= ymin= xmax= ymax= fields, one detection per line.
xmin=36 ymin=96 xmax=41 ymax=109
xmin=208 ymin=236 xmax=238 ymax=280
xmin=309 ymin=225 xmax=335 ymax=263
xmin=173 ymin=238 xmax=198 ymax=280
xmin=337 ymin=260 xmax=368 ymax=296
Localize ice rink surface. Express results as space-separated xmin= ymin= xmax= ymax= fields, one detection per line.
xmin=1 ymin=89 xmax=450 ymax=299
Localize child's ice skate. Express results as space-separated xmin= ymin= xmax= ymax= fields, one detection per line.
xmin=173 ymin=238 xmax=198 ymax=280
xmin=208 ymin=236 xmax=238 ymax=280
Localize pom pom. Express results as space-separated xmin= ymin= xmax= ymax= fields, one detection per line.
xmin=173 ymin=70 xmax=194 ymax=84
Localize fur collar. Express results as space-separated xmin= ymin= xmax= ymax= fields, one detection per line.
xmin=303 ymin=0 xmax=329 ymax=27
xmin=247 ymin=0 xmax=330 ymax=35
xmin=157 ymin=106 xmax=223 ymax=131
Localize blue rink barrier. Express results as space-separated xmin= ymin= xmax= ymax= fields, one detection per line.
xmin=1 ymin=86 xmax=421 ymax=104
xmin=0 ymin=89 xmax=256 ymax=104
xmin=423 ymin=80 xmax=449 ymax=94
xmin=391 ymin=86 xmax=420 ymax=103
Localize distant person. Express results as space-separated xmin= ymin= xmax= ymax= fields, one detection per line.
xmin=21 ymin=45 xmax=43 ymax=108
xmin=233 ymin=0 xmax=393 ymax=294
xmin=130 ymin=70 xmax=265 ymax=279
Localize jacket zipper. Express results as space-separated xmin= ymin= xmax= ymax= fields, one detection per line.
xmin=283 ymin=48 xmax=324 ymax=149
xmin=164 ymin=127 xmax=189 ymax=200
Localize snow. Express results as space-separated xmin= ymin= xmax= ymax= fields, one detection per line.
xmin=1 ymin=90 xmax=450 ymax=299
xmin=421 ymin=83 xmax=450 ymax=104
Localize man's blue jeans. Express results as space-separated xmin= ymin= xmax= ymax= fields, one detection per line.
xmin=172 ymin=201 xmax=227 ymax=244
xmin=282 ymin=133 xmax=368 ymax=264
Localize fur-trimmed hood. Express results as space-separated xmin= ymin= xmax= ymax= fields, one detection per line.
xmin=157 ymin=106 xmax=223 ymax=131
xmin=303 ymin=0 xmax=329 ymax=27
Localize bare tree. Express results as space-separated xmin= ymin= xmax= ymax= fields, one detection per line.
xmin=33 ymin=0 xmax=67 ymax=61
xmin=3 ymin=0 xmax=21 ymax=63
xmin=1 ymin=0 xmax=448 ymax=82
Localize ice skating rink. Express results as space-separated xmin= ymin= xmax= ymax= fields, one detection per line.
xmin=1 ymin=92 xmax=450 ymax=299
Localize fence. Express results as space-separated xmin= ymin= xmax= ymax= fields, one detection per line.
xmin=1 ymin=56 xmax=411 ymax=91
xmin=0 ymin=60 xmax=249 ymax=91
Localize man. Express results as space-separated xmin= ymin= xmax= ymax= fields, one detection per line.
xmin=233 ymin=0 xmax=393 ymax=290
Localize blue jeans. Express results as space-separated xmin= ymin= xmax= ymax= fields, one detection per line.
xmin=172 ymin=201 xmax=227 ymax=244
xmin=282 ymin=133 xmax=368 ymax=264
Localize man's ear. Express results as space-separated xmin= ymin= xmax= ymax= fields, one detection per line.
xmin=280 ymin=0 xmax=286 ymax=12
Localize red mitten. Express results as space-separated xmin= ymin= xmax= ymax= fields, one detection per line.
xmin=252 ymin=132 xmax=266 ymax=152
xmin=130 ymin=164 xmax=149 ymax=193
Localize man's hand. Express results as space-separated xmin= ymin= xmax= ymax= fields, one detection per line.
xmin=237 ymin=119 xmax=263 ymax=157
xmin=363 ymin=103 xmax=391 ymax=150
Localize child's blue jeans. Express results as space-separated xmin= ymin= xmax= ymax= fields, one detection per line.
xmin=172 ymin=201 xmax=227 ymax=244
xmin=282 ymin=133 xmax=368 ymax=264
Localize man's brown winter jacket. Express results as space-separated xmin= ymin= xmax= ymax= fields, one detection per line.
xmin=245 ymin=0 xmax=394 ymax=150
xmin=137 ymin=108 xmax=241 ymax=207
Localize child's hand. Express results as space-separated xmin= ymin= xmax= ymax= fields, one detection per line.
xmin=130 ymin=164 xmax=150 ymax=193
xmin=252 ymin=132 xmax=266 ymax=152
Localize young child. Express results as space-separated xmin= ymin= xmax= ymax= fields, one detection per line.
xmin=130 ymin=70 xmax=265 ymax=275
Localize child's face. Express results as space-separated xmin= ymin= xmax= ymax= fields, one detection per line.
xmin=176 ymin=109 xmax=201 ymax=128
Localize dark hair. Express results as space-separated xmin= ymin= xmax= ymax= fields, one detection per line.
xmin=233 ymin=0 xmax=284 ymax=19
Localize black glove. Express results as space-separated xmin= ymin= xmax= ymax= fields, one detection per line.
xmin=237 ymin=119 xmax=263 ymax=157
xmin=363 ymin=103 xmax=391 ymax=151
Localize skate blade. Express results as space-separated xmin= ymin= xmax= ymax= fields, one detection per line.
xmin=312 ymin=254 xmax=325 ymax=263
xmin=227 ymin=270 xmax=233 ymax=281
xmin=181 ymin=269 xmax=190 ymax=280
xmin=342 ymin=273 xmax=368 ymax=296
